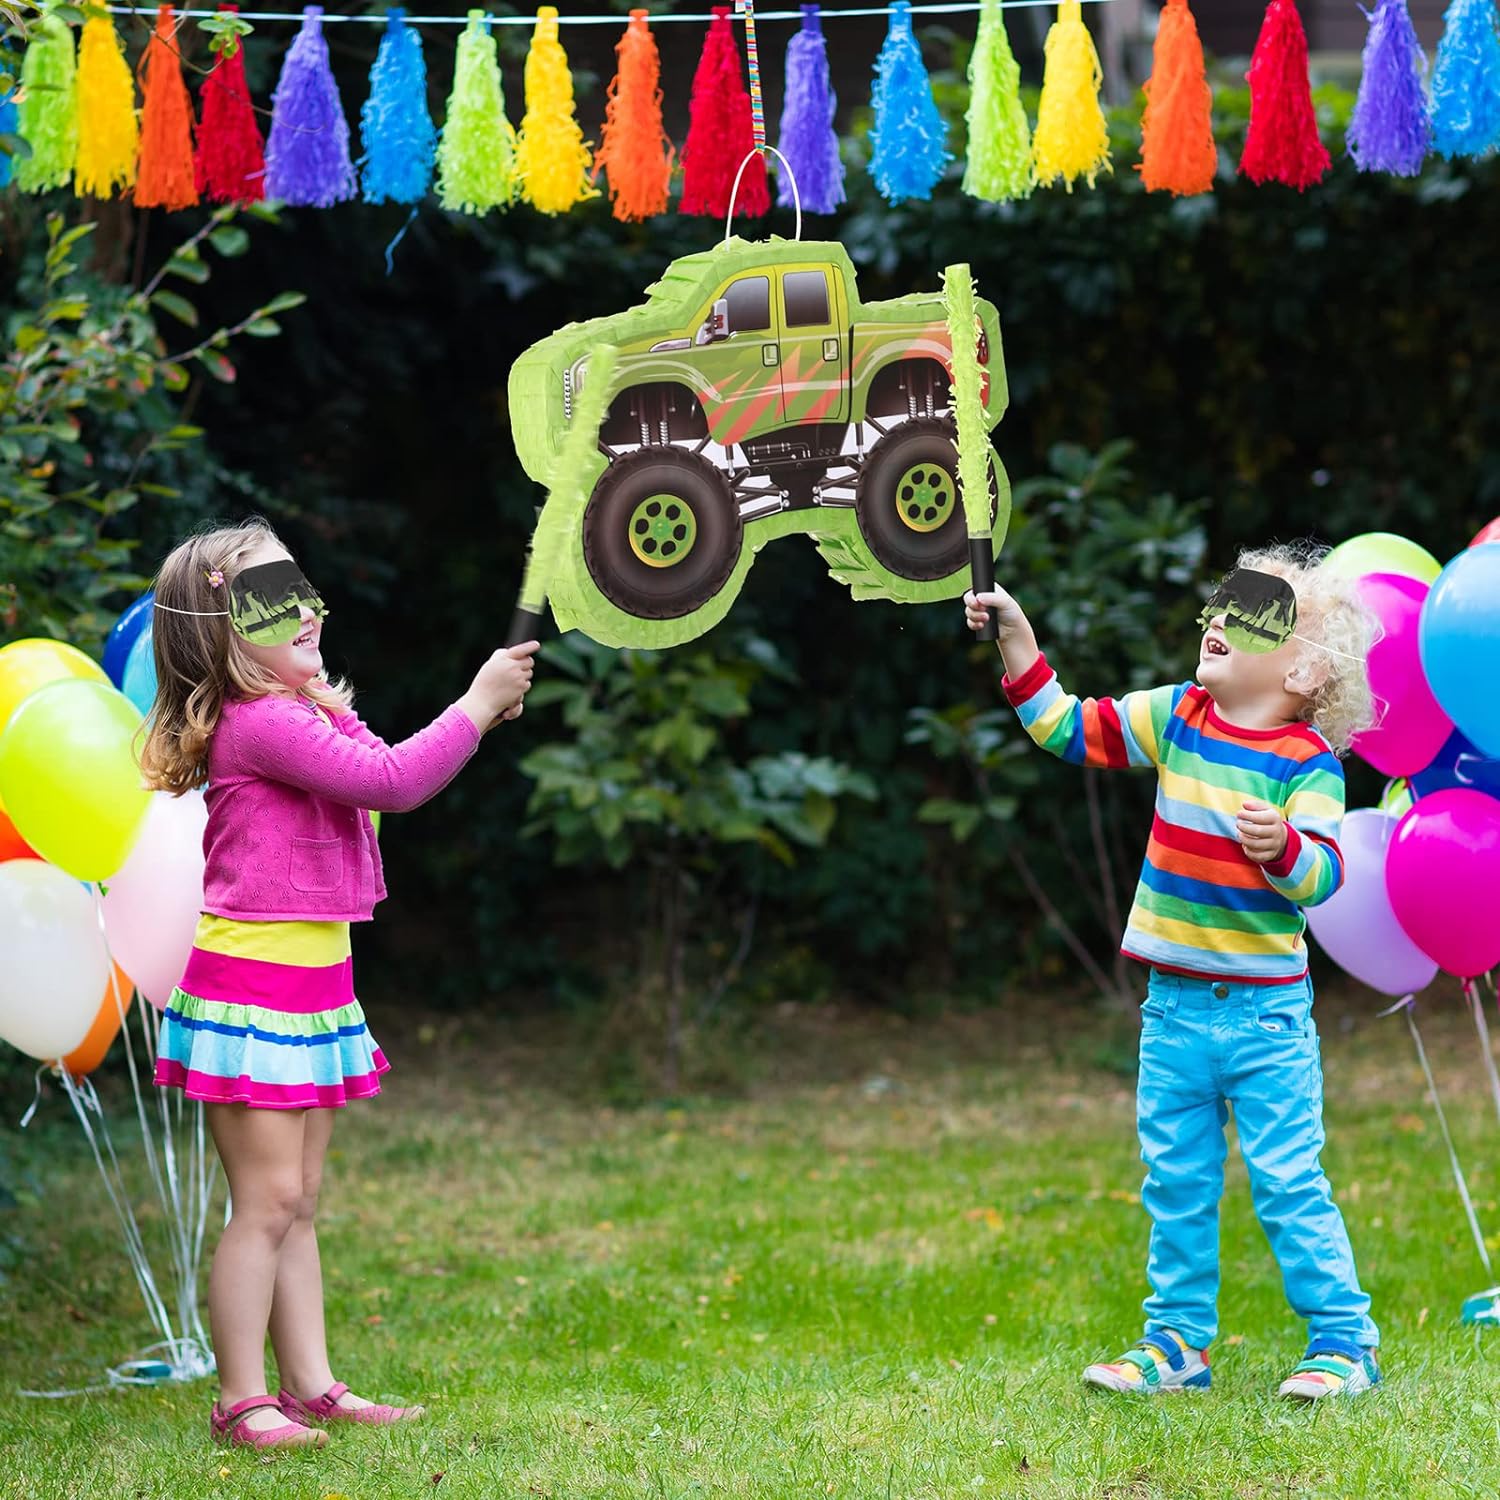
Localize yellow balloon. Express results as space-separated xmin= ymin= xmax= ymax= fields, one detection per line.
xmin=0 ymin=678 xmax=150 ymax=881
xmin=1322 ymin=532 xmax=1442 ymax=586
xmin=0 ymin=638 xmax=108 ymax=739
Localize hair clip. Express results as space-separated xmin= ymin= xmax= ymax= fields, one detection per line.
xmin=206 ymin=568 xmax=225 ymax=590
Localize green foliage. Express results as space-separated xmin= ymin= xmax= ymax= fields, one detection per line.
xmin=0 ymin=207 xmax=302 ymax=649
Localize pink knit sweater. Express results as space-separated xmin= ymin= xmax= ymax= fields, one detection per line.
xmin=201 ymin=694 xmax=480 ymax=923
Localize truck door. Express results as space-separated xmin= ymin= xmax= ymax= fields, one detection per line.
xmin=694 ymin=272 xmax=784 ymax=451
xmin=775 ymin=266 xmax=849 ymax=428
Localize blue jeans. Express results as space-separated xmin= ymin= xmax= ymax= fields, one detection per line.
xmin=1137 ymin=969 xmax=1378 ymax=1351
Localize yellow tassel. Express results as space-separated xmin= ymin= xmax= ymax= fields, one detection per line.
xmin=75 ymin=14 xmax=139 ymax=198
xmin=1032 ymin=0 xmax=1111 ymax=191
xmin=516 ymin=6 xmax=597 ymax=215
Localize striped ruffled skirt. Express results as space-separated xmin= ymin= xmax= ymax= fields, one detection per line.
xmin=153 ymin=915 xmax=389 ymax=1110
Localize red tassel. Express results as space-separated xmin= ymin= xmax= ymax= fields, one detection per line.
xmin=680 ymin=5 xmax=768 ymax=219
xmin=137 ymin=5 xmax=199 ymax=209
xmin=195 ymin=4 xmax=265 ymax=204
xmin=1238 ymin=0 xmax=1330 ymax=189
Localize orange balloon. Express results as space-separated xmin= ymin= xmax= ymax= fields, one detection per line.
xmin=60 ymin=964 xmax=132 ymax=1077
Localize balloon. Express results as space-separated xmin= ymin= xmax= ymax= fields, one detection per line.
xmin=1470 ymin=518 xmax=1500 ymax=549
xmin=0 ymin=859 xmax=112 ymax=1060
xmin=1420 ymin=544 xmax=1500 ymax=759
xmin=1386 ymin=790 xmax=1500 ymax=978
xmin=1323 ymin=532 xmax=1442 ymax=586
xmin=1410 ymin=729 xmax=1500 ymax=802
xmin=0 ymin=795 xmax=38 ymax=862
xmin=0 ymin=637 xmax=107 ymax=738
xmin=1304 ymin=809 xmax=1438 ymax=996
xmin=1377 ymin=778 xmax=1414 ymax=819
xmin=1348 ymin=573 xmax=1454 ymax=778
xmin=121 ymin=622 xmax=157 ymax=717
xmin=370 ymin=809 xmax=381 ymax=838
xmin=102 ymin=591 xmax=156 ymax=689
xmin=62 ymin=963 xmax=133 ymax=1076
xmin=101 ymin=790 xmax=207 ymax=1010
xmin=0 ymin=679 xmax=150 ymax=881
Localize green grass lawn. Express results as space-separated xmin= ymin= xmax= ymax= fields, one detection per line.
xmin=4 ymin=989 xmax=1500 ymax=1499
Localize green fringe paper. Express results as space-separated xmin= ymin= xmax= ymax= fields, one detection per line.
xmin=963 ymin=0 xmax=1034 ymax=202
xmin=943 ymin=262 xmax=991 ymax=539
xmin=436 ymin=10 xmax=517 ymax=215
xmin=16 ymin=14 xmax=78 ymax=192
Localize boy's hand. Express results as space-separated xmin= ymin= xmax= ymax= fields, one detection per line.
xmin=1237 ymin=801 xmax=1288 ymax=864
xmin=963 ymin=585 xmax=1027 ymax=641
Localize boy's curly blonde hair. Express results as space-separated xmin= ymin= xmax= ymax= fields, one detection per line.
xmin=1234 ymin=541 xmax=1378 ymax=755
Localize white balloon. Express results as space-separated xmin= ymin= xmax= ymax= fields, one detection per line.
xmin=0 ymin=859 xmax=111 ymax=1060
xmin=101 ymin=790 xmax=207 ymax=1010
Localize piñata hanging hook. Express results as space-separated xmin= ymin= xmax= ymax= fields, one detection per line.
xmin=726 ymin=0 xmax=801 ymax=241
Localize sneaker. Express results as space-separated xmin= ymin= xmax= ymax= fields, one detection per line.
xmin=1277 ymin=1339 xmax=1380 ymax=1401
xmin=1083 ymin=1331 xmax=1211 ymax=1393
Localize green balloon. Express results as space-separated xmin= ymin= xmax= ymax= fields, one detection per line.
xmin=369 ymin=809 xmax=381 ymax=838
xmin=1323 ymin=532 xmax=1441 ymax=586
xmin=0 ymin=679 xmax=150 ymax=881
xmin=1378 ymin=779 xmax=1414 ymax=818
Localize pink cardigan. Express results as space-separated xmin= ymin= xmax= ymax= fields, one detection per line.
xmin=202 ymin=694 xmax=480 ymax=923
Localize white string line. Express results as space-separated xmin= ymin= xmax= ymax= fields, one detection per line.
xmin=104 ymin=0 xmax=1120 ymax=24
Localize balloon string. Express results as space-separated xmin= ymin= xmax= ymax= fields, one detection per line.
xmin=1467 ymin=978 xmax=1500 ymax=1128
xmin=18 ymin=1064 xmax=49 ymax=1130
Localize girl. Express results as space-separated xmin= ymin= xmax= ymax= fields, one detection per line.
xmin=141 ymin=519 xmax=537 ymax=1450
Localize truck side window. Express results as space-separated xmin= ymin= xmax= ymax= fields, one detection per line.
xmin=783 ymin=271 xmax=830 ymax=328
xmin=724 ymin=276 xmax=770 ymax=334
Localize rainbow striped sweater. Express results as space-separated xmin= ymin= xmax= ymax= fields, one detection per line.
xmin=1004 ymin=654 xmax=1346 ymax=982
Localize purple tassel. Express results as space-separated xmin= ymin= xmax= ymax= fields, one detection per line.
xmin=776 ymin=5 xmax=844 ymax=214
xmin=265 ymin=6 xmax=356 ymax=206
xmin=1347 ymin=0 xmax=1431 ymax=175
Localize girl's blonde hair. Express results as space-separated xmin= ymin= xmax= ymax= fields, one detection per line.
xmin=139 ymin=519 xmax=352 ymax=793
xmin=1235 ymin=541 xmax=1378 ymax=755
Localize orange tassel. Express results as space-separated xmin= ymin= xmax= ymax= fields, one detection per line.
xmin=137 ymin=4 xmax=199 ymax=209
xmin=594 ymin=9 xmax=673 ymax=222
xmin=1138 ymin=0 xmax=1217 ymax=195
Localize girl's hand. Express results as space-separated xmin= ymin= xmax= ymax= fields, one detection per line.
xmin=963 ymin=585 xmax=1027 ymax=641
xmin=1237 ymin=800 xmax=1289 ymax=864
xmin=458 ymin=642 xmax=539 ymax=733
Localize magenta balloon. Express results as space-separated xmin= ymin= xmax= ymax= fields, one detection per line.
xmin=1304 ymin=809 xmax=1439 ymax=996
xmin=100 ymin=789 xmax=207 ymax=1010
xmin=1349 ymin=572 xmax=1455 ymax=777
xmin=1385 ymin=789 xmax=1500 ymax=978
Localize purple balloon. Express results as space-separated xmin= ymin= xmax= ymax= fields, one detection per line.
xmin=1305 ymin=808 xmax=1438 ymax=996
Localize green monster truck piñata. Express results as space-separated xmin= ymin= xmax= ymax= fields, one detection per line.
xmin=507 ymin=237 xmax=1010 ymax=650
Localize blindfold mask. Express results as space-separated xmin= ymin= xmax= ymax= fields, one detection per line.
xmin=1196 ymin=568 xmax=1298 ymax=655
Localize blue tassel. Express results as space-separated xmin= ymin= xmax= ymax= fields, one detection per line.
xmin=869 ymin=0 xmax=951 ymax=203
xmin=1430 ymin=0 xmax=1500 ymax=159
xmin=0 ymin=90 xmax=16 ymax=190
xmin=361 ymin=9 xmax=436 ymax=204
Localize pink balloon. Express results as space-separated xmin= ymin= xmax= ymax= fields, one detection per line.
xmin=1350 ymin=572 xmax=1454 ymax=777
xmin=1470 ymin=517 xmax=1500 ymax=548
xmin=100 ymin=790 xmax=206 ymax=1010
xmin=1304 ymin=809 xmax=1438 ymax=996
xmin=1385 ymin=789 xmax=1500 ymax=978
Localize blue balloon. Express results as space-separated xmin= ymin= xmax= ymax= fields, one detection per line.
xmin=1420 ymin=545 xmax=1500 ymax=759
xmin=121 ymin=621 xmax=157 ymax=716
xmin=1411 ymin=729 xmax=1500 ymax=801
xmin=103 ymin=590 xmax=155 ymax=688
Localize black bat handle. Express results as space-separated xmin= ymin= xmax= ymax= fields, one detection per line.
xmin=506 ymin=604 xmax=547 ymax=649
xmin=968 ymin=537 xmax=998 ymax=643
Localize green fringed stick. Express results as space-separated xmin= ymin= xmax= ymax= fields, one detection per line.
xmin=437 ymin=10 xmax=517 ymax=216
xmin=16 ymin=15 xmax=78 ymax=193
xmin=963 ymin=0 xmax=1034 ymax=202
xmin=507 ymin=343 xmax=620 ymax=646
xmin=943 ymin=262 xmax=997 ymax=641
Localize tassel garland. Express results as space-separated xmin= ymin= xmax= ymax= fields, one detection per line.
xmin=680 ymin=5 xmax=767 ymax=219
xmin=1430 ymin=0 xmax=1500 ymax=159
xmin=869 ymin=0 xmax=951 ymax=203
xmin=1239 ymin=0 xmax=1330 ymax=188
xmin=136 ymin=5 xmax=199 ymax=210
xmin=197 ymin=4 xmax=265 ymax=203
xmin=963 ymin=0 xmax=1033 ymax=202
xmin=517 ymin=6 xmax=596 ymax=215
xmin=360 ymin=9 xmax=436 ymax=204
xmin=1138 ymin=0 xmax=1217 ymax=195
xmin=1347 ymin=0 xmax=1430 ymax=175
xmin=75 ymin=14 xmax=139 ymax=199
xmin=265 ymin=6 xmax=356 ymax=206
xmin=1033 ymin=0 xmax=1111 ymax=190
xmin=777 ymin=4 xmax=844 ymax=213
xmin=15 ymin=14 xmax=77 ymax=193
xmin=594 ymin=9 xmax=673 ymax=223
xmin=437 ymin=10 xmax=517 ymax=215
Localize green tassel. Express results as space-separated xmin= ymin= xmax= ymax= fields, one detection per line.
xmin=943 ymin=262 xmax=991 ymax=539
xmin=436 ymin=10 xmax=517 ymax=215
xmin=17 ymin=14 xmax=78 ymax=192
xmin=963 ymin=0 xmax=1033 ymax=201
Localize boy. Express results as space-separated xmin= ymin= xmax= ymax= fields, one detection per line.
xmin=964 ymin=545 xmax=1380 ymax=1400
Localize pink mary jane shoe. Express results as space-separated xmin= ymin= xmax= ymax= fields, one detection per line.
xmin=211 ymin=1393 xmax=328 ymax=1450
xmin=278 ymin=1380 xmax=426 ymax=1427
